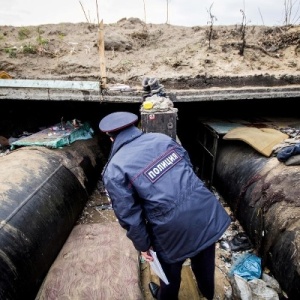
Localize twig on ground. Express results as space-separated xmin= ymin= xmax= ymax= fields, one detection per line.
xmin=79 ymin=1 xmax=90 ymax=23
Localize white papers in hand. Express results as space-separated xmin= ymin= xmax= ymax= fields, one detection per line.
xmin=149 ymin=250 xmax=170 ymax=285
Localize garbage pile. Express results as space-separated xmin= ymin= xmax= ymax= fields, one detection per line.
xmin=214 ymin=188 xmax=287 ymax=300
xmin=140 ymin=77 xmax=177 ymax=114
xmin=0 ymin=118 xmax=93 ymax=156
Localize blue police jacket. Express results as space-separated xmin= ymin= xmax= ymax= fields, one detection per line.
xmin=102 ymin=125 xmax=231 ymax=263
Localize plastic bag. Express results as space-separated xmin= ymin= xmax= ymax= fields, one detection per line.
xmin=229 ymin=253 xmax=262 ymax=280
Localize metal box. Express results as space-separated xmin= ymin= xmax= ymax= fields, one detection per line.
xmin=141 ymin=111 xmax=177 ymax=139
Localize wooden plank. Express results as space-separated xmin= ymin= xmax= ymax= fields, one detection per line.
xmin=142 ymin=260 xmax=203 ymax=299
xmin=98 ymin=20 xmax=107 ymax=89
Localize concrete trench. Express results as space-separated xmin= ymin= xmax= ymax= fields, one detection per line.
xmin=1 ymin=81 xmax=300 ymax=299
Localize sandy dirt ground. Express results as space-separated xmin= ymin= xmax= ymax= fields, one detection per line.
xmin=0 ymin=19 xmax=299 ymax=89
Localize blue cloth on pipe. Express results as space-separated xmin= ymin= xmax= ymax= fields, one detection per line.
xmin=277 ymin=143 xmax=300 ymax=162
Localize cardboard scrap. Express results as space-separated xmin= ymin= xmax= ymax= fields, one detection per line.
xmin=223 ymin=127 xmax=289 ymax=157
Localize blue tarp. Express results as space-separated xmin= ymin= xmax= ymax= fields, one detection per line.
xmin=11 ymin=121 xmax=94 ymax=149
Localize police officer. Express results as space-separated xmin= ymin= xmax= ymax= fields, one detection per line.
xmin=99 ymin=111 xmax=231 ymax=300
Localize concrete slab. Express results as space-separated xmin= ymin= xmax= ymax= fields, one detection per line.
xmin=1 ymin=79 xmax=300 ymax=103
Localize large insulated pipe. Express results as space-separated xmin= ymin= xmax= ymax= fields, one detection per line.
xmin=214 ymin=140 xmax=300 ymax=299
xmin=0 ymin=138 xmax=102 ymax=300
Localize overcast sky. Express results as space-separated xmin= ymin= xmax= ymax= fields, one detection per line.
xmin=0 ymin=0 xmax=298 ymax=27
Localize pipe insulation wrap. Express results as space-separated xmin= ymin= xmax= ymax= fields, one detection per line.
xmin=0 ymin=138 xmax=102 ymax=300
xmin=214 ymin=141 xmax=300 ymax=299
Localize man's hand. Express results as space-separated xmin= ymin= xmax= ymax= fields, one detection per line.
xmin=141 ymin=249 xmax=154 ymax=262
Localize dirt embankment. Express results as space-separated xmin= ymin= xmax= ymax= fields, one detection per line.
xmin=0 ymin=19 xmax=300 ymax=89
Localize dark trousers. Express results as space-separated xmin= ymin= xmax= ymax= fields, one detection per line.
xmin=157 ymin=243 xmax=216 ymax=300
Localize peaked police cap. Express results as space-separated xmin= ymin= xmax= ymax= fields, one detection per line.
xmin=99 ymin=112 xmax=138 ymax=133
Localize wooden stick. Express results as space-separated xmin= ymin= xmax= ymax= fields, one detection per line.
xmin=98 ymin=19 xmax=107 ymax=89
